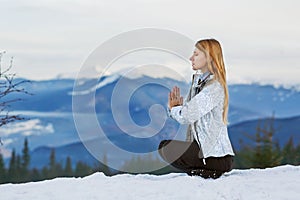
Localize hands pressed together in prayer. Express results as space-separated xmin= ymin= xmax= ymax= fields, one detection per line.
xmin=168 ymin=86 xmax=183 ymax=109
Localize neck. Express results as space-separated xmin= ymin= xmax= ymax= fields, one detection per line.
xmin=201 ymin=67 xmax=209 ymax=74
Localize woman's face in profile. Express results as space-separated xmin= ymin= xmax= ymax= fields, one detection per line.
xmin=189 ymin=47 xmax=208 ymax=72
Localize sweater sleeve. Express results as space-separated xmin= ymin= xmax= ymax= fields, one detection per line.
xmin=170 ymin=82 xmax=223 ymax=124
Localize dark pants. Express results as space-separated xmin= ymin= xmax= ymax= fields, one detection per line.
xmin=158 ymin=139 xmax=234 ymax=173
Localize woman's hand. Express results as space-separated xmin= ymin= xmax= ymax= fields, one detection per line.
xmin=168 ymin=86 xmax=183 ymax=109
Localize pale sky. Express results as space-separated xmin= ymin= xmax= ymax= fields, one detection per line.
xmin=1 ymin=0 xmax=300 ymax=85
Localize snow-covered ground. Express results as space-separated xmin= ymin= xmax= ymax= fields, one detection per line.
xmin=1 ymin=165 xmax=300 ymax=200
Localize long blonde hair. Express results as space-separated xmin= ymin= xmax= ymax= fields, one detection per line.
xmin=195 ymin=39 xmax=229 ymax=124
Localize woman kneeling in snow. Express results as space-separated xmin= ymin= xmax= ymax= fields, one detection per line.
xmin=158 ymin=39 xmax=235 ymax=179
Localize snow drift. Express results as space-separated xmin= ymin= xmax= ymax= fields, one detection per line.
xmin=1 ymin=165 xmax=300 ymax=200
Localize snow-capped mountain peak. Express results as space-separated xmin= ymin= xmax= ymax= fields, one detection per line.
xmin=69 ymin=74 xmax=120 ymax=95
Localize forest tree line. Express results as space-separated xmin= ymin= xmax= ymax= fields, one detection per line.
xmin=0 ymin=138 xmax=112 ymax=184
xmin=1 ymin=119 xmax=300 ymax=184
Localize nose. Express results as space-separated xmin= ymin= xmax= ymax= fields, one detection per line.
xmin=189 ymin=56 xmax=193 ymax=61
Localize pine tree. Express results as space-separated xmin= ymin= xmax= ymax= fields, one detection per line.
xmin=55 ymin=162 xmax=64 ymax=177
xmin=64 ymin=156 xmax=73 ymax=177
xmin=8 ymin=149 xmax=17 ymax=182
xmin=21 ymin=138 xmax=30 ymax=173
xmin=48 ymin=148 xmax=56 ymax=179
xmin=16 ymin=154 xmax=22 ymax=182
xmin=30 ymin=168 xmax=41 ymax=182
xmin=295 ymin=144 xmax=300 ymax=165
xmin=41 ymin=166 xmax=49 ymax=180
xmin=47 ymin=148 xmax=64 ymax=178
xmin=233 ymin=139 xmax=253 ymax=169
xmin=281 ymin=137 xmax=296 ymax=165
xmin=239 ymin=115 xmax=282 ymax=168
xmin=0 ymin=153 xmax=6 ymax=183
xmin=253 ymin=117 xmax=281 ymax=168
xmin=74 ymin=161 xmax=93 ymax=177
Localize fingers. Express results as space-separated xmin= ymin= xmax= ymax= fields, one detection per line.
xmin=172 ymin=87 xmax=176 ymax=99
xmin=176 ymin=87 xmax=180 ymax=98
xmin=168 ymin=86 xmax=183 ymax=108
xmin=174 ymin=86 xmax=178 ymax=98
xmin=172 ymin=86 xmax=180 ymax=99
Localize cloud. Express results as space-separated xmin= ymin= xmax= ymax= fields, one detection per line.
xmin=1 ymin=138 xmax=14 ymax=146
xmin=1 ymin=0 xmax=300 ymax=85
xmin=0 ymin=119 xmax=54 ymax=137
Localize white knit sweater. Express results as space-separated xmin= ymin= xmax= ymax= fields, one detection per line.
xmin=169 ymin=79 xmax=235 ymax=158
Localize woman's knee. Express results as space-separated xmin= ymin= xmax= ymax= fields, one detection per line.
xmin=158 ymin=140 xmax=171 ymax=150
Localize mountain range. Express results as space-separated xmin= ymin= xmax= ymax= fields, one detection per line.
xmin=1 ymin=75 xmax=300 ymax=169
